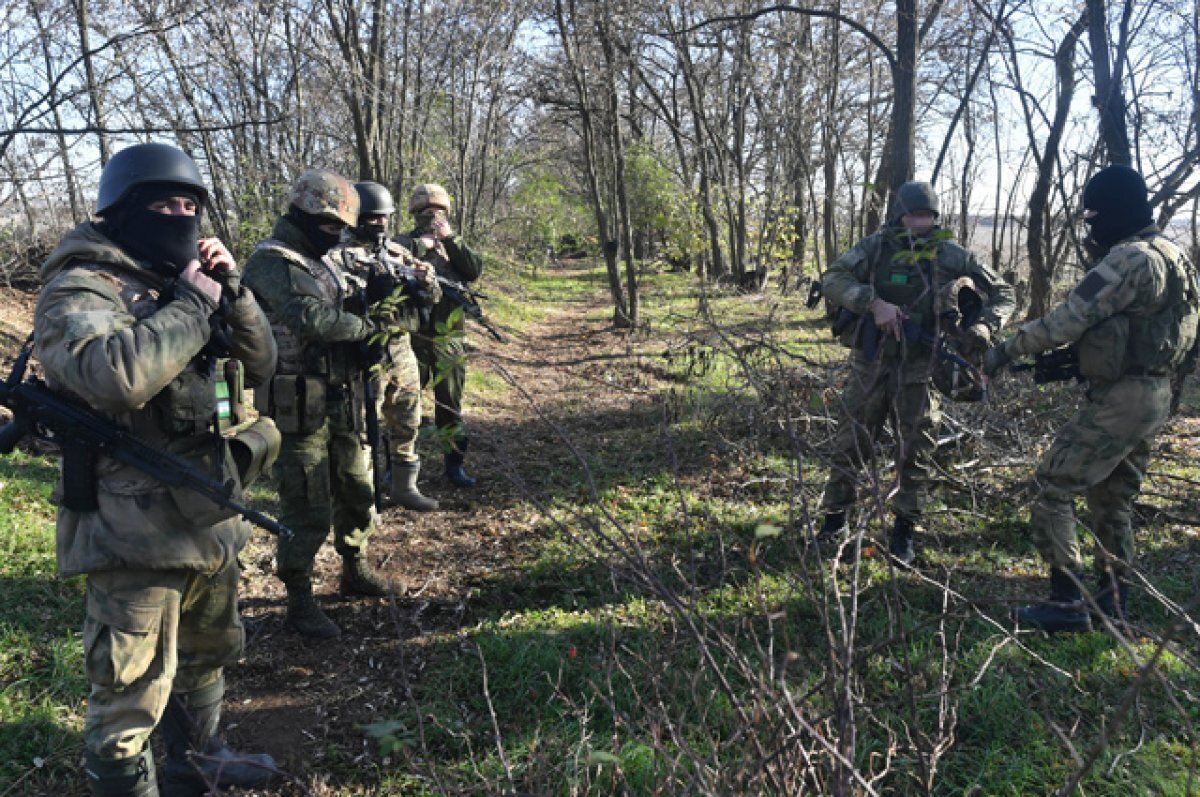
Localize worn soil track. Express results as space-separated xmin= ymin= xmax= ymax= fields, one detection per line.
xmin=225 ymin=263 xmax=657 ymax=795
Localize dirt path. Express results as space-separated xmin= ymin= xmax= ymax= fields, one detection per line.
xmin=228 ymin=263 xmax=650 ymax=793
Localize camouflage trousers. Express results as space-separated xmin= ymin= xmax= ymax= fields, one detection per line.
xmin=1031 ymin=376 xmax=1172 ymax=576
xmin=819 ymin=352 xmax=941 ymax=521
xmin=412 ymin=326 xmax=467 ymax=445
xmin=274 ymin=398 xmax=375 ymax=578
xmin=379 ymin=338 xmax=423 ymax=464
xmin=82 ymin=561 xmax=242 ymax=758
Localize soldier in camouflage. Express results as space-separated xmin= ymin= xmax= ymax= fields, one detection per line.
xmin=984 ymin=165 xmax=1199 ymax=632
xmin=817 ymin=181 xmax=1015 ymax=564
xmin=243 ymin=170 xmax=395 ymax=640
xmin=395 ymin=183 xmax=485 ymax=488
xmin=34 ymin=143 xmax=279 ymax=795
xmin=333 ymin=181 xmax=441 ymax=511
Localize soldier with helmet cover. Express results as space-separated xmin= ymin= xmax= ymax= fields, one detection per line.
xmin=34 ymin=142 xmax=279 ymax=795
xmin=984 ymin=164 xmax=1200 ymax=633
xmin=815 ymin=181 xmax=1015 ymax=564
xmin=242 ymin=169 xmax=397 ymax=640
xmin=394 ymin=182 xmax=485 ymax=487
xmin=332 ymin=180 xmax=441 ymax=511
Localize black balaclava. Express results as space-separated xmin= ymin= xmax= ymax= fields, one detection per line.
xmin=1083 ymin=164 xmax=1154 ymax=248
xmin=352 ymin=217 xmax=389 ymax=249
xmin=285 ymin=206 xmax=343 ymax=256
xmin=101 ymin=183 xmax=202 ymax=275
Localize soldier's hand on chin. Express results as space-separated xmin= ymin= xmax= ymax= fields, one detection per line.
xmin=982 ymin=344 xmax=1011 ymax=377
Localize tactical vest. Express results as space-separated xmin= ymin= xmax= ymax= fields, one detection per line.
xmin=73 ymin=263 xmax=244 ymax=439
xmin=1078 ymin=235 xmax=1200 ymax=381
xmin=254 ymin=239 xmax=348 ymax=376
xmin=871 ymin=236 xmax=938 ymax=330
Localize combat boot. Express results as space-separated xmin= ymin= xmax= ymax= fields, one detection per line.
xmin=810 ymin=511 xmax=848 ymax=549
xmin=282 ymin=572 xmax=341 ymax=639
xmin=160 ymin=680 xmax=279 ymax=796
xmin=444 ymin=438 xmax=477 ymax=488
xmin=1013 ymin=567 xmax=1092 ymax=633
xmin=84 ymin=747 xmax=158 ymax=796
xmin=888 ymin=516 xmax=917 ymax=566
xmin=389 ymin=459 xmax=439 ymax=511
xmin=341 ymin=552 xmax=394 ymax=597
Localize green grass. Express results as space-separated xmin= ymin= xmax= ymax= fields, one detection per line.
xmin=0 ymin=451 xmax=86 ymax=790
xmin=6 ymin=256 xmax=1200 ymax=795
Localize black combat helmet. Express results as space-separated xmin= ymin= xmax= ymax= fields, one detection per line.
xmin=355 ymin=182 xmax=396 ymax=216
xmin=96 ymin=143 xmax=209 ymax=216
xmin=890 ymin=181 xmax=940 ymax=224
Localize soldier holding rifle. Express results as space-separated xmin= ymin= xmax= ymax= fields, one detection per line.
xmin=243 ymin=170 xmax=399 ymax=640
xmin=334 ymin=181 xmax=441 ymax=512
xmin=815 ymin=181 xmax=1015 ymax=564
xmin=984 ymin=165 xmax=1199 ymax=633
xmin=33 ymin=143 xmax=279 ymax=796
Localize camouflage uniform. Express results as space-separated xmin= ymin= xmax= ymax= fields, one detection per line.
xmin=333 ymin=236 xmax=441 ymax=469
xmin=1000 ymin=226 xmax=1199 ymax=578
xmin=819 ymin=225 xmax=1015 ymax=523
xmin=34 ymin=222 xmax=277 ymax=761
xmin=395 ymin=226 xmax=483 ymax=447
xmin=242 ymin=216 xmax=381 ymax=600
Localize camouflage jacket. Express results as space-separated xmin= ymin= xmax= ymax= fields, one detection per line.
xmin=243 ymin=216 xmax=374 ymax=385
xmin=822 ymin=226 xmax=1015 ymax=354
xmin=394 ymin=228 xmax=483 ymax=331
xmin=34 ymin=222 xmax=277 ymax=576
xmin=1003 ymin=226 xmax=1199 ymax=381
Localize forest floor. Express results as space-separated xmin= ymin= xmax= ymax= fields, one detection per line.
xmin=4 ymin=257 xmax=1200 ymax=797
xmin=227 ymin=260 xmax=645 ymax=794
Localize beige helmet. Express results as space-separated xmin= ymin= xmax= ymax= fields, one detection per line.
xmin=408 ymin=183 xmax=452 ymax=215
xmin=287 ymin=169 xmax=359 ymax=226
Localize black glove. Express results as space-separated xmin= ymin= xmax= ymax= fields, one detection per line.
xmin=982 ymin=344 xmax=1011 ymax=377
xmin=366 ymin=270 xmax=398 ymax=306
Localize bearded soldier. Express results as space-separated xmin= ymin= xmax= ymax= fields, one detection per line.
xmin=34 ymin=143 xmax=279 ymax=795
xmin=984 ymin=165 xmax=1199 ymax=632
xmin=243 ymin=170 xmax=394 ymax=640
xmin=394 ymin=183 xmax=485 ymax=488
xmin=333 ymin=181 xmax=441 ymax=511
xmin=816 ymin=181 xmax=1015 ymax=564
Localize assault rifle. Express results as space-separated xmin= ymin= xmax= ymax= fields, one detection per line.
xmin=1009 ymin=346 xmax=1082 ymax=384
xmin=861 ymin=314 xmax=977 ymax=372
xmin=434 ymin=276 xmax=504 ymax=342
xmin=0 ymin=342 xmax=293 ymax=539
xmin=379 ymin=240 xmax=504 ymax=342
xmin=361 ymin=361 xmax=391 ymax=512
xmin=341 ymin=247 xmax=400 ymax=512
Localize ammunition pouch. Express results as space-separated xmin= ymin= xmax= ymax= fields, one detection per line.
xmin=61 ymin=436 xmax=99 ymax=512
xmin=227 ymin=416 xmax=281 ymax=487
xmin=163 ymin=434 xmax=244 ymax=527
xmin=253 ymin=374 xmax=327 ymax=434
xmin=831 ymin=307 xmax=862 ymax=348
xmin=1077 ymin=315 xmax=1129 ymax=383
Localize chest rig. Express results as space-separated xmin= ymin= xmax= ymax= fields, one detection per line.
xmin=254 ymin=239 xmax=349 ymax=376
xmin=88 ymin=263 xmax=246 ymax=438
xmin=871 ymin=235 xmax=941 ymax=331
